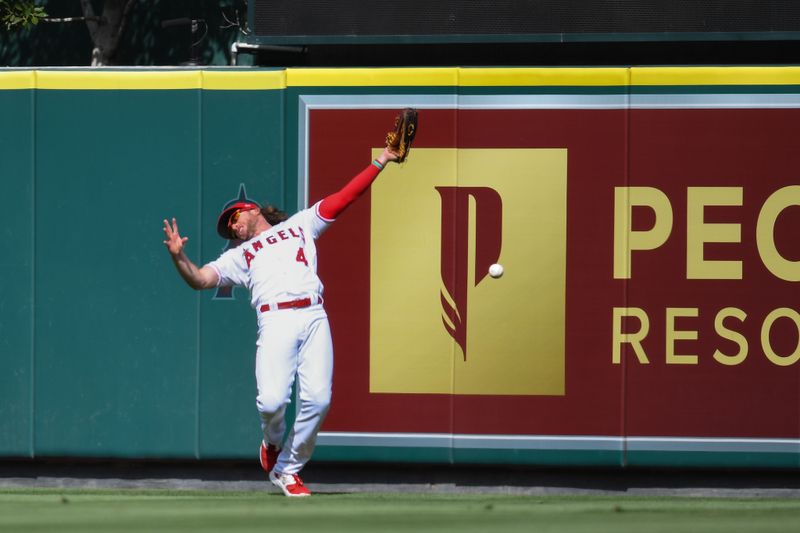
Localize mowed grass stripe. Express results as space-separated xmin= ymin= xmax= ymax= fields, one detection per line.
xmin=1 ymin=489 xmax=800 ymax=533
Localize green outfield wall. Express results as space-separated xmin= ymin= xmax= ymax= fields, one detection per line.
xmin=1 ymin=67 xmax=799 ymax=468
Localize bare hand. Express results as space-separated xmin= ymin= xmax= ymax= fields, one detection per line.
xmin=377 ymin=147 xmax=400 ymax=166
xmin=163 ymin=218 xmax=188 ymax=256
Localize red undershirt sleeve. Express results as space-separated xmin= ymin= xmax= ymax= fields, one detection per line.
xmin=317 ymin=160 xmax=384 ymax=220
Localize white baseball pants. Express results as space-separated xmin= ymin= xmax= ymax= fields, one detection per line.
xmin=254 ymin=304 xmax=333 ymax=475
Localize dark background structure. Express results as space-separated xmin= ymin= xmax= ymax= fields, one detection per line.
xmin=3 ymin=0 xmax=800 ymax=67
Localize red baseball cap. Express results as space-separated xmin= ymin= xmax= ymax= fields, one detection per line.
xmin=216 ymin=201 xmax=261 ymax=239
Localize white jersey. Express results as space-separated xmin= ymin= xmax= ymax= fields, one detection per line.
xmin=208 ymin=201 xmax=332 ymax=310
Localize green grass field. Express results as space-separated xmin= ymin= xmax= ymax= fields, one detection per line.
xmin=2 ymin=489 xmax=800 ymax=533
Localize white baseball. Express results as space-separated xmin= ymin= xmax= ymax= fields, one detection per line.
xmin=489 ymin=263 xmax=504 ymax=278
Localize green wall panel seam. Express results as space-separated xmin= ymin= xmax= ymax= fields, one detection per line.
xmin=196 ymin=88 xmax=203 ymax=460
xmin=29 ymin=80 xmax=36 ymax=458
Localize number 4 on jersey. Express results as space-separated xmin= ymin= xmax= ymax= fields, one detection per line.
xmin=296 ymin=247 xmax=308 ymax=267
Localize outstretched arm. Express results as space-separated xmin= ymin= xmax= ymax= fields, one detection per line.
xmin=318 ymin=147 xmax=399 ymax=220
xmin=162 ymin=218 xmax=219 ymax=290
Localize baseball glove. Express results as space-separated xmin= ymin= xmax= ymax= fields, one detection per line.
xmin=385 ymin=108 xmax=418 ymax=163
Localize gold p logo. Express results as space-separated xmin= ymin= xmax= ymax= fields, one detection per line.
xmin=369 ymin=148 xmax=567 ymax=396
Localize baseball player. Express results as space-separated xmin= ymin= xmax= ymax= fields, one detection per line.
xmin=163 ymin=146 xmax=400 ymax=497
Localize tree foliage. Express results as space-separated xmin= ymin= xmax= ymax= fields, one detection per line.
xmin=1 ymin=0 xmax=47 ymax=29
xmin=0 ymin=1 xmax=247 ymax=66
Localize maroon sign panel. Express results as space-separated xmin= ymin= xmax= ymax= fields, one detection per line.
xmin=307 ymin=107 xmax=800 ymax=440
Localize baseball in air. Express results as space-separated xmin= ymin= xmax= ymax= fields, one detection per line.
xmin=489 ymin=263 xmax=504 ymax=278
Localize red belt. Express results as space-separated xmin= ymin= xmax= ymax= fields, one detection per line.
xmin=260 ymin=297 xmax=313 ymax=313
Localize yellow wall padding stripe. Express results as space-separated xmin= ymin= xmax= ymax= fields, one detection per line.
xmin=459 ymin=67 xmax=630 ymax=86
xmin=0 ymin=70 xmax=36 ymax=89
xmin=286 ymin=67 xmax=630 ymax=87
xmin=631 ymin=66 xmax=800 ymax=86
xmin=0 ymin=70 xmax=287 ymax=90
xmin=202 ymin=70 xmax=286 ymax=90
xmin=35 ymin=70 xmax=202 ymax=90
xmin=286 ymin=68 xmax=460 ymax=87
xmin=3 ymin=67 xmax=800 ymax=90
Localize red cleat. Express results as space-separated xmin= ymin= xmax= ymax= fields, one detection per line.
xmin=269 ymin=471 xmax=312 ymax=497
xmin=259 ymin=441 xmax=280 ymax=474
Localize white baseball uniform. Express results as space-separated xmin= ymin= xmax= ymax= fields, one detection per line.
xmin=207 ymin=160 xmax=385 ymax=475
xmin=208 ymin=201 xmax=333 ymax=475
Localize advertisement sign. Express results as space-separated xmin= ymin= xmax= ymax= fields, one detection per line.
xmin=304 ymin=96 xmax=800 ymax=465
